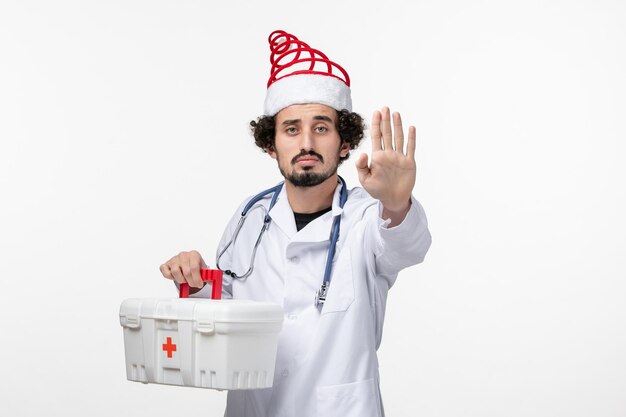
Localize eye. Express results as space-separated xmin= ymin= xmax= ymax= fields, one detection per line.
xmin=285 ymin=127 xmax=298 ymax=135
xmin=315 ymin=126 xmax=328 ymax=133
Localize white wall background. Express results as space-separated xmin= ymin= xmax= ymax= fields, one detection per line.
xmin=1 ymin=0 xmax=624 ymax=416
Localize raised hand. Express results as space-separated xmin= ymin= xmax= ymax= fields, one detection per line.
xmin=355 ymin=107 xmax=416 ymax=226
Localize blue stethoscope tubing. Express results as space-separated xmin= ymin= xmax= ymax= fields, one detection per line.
xmin=216 ymin=176 xmax=348 ymax=308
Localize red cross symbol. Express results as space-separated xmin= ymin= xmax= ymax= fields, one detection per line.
xmin=162 ymin=337 xmax=177 ymax=358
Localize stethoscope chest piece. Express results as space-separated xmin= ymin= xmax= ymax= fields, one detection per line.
xmin=314 ymin=282 xmax=329 ymax=309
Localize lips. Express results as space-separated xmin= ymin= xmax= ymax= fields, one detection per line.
xmin=295 ymin=157 xmax=320 ymax=169
xmin=296 ymin=156 xmax=319 ymax=163
xmin=291 ymin=151 xmax=324 ymax=165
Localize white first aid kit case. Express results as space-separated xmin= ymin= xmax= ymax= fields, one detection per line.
xmin=120 ymin=269 xmax=284 ymax=390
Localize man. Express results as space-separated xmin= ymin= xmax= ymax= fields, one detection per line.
xmin=160 ymin=30 xmax=431 ymax=417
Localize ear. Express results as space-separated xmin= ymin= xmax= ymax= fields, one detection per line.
xmin=266 ymin=145 xmax=277 ymax=159
xmin=339 ymin=142 xmax=350 ymax=158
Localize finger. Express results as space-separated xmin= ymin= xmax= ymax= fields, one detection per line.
xmin=393 ymin=112 xmax=404 ymax=154
xmin=354 ymin=152 xmax=369 ymax=170
xmin=169 ymin=258 xmax=186 ymax=284
xmin=355 ymin=153 xmax=370 ymax=184
xmin=180 ymin=255 xmax=197 ymax=288
xmin=370 ymin=110 xmax=382 ymax=152
xmin=188 ymin=253 xmax=203 ymax=289
xmin=160 ymin=263 xmax=174 ymax=280
xmin=407 ymin=126 xmax=416 ymax=159
xmin=381 ymin=107 xmax=393 ymax=150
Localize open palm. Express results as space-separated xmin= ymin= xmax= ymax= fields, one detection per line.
xmin=356 ymin=107 xmax=417 ymax=213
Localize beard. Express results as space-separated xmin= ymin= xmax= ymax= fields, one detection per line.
xmin=281 ymin=167 xmax=337 ymax=187
xmin=277 ymin=150 xmax=339 ymax=187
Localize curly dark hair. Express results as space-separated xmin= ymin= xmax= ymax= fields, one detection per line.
xmin=250 ymin=109 xmax=365 ymax=163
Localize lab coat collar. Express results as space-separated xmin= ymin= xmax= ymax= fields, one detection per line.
xmin=267 ymin=184 xmax=297 ymax=238
xmin=267 ymin=178 xmax=345 ymax=243
xmin=330 ymin=179 xmax=346 ymax=217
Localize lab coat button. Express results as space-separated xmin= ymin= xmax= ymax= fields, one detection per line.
xmin=282 ymin=370 xmax=289 ymax=377
xmin=289 ymin=256 xmax=299 ymax=264
xmin=287 ymin=314 xmax=297 ymax=320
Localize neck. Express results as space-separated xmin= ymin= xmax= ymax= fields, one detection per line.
xmin=285 ymin=174 xmax=338 ymax=213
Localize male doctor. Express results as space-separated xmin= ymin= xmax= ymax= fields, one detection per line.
xmin=159 ymin=30 xmax=431 ymax=417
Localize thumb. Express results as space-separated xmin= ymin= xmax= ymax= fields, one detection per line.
xmin=355 ymin=153 xmax=370 ymax=183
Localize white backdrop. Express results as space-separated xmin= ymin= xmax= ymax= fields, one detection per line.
xmin=1 ymin=1 xmax=625 ymax=416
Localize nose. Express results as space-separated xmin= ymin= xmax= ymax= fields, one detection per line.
xmin=301 ymin=130 xmax=314 ymax=150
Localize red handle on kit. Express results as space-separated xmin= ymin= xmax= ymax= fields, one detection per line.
xmin=179 ymin=268 xmax=223 ymax=300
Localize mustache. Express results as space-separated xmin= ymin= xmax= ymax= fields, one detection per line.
xmin=291 ymin=150 xmax=324 ymax=165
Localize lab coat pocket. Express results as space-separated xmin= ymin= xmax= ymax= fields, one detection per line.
xmin=316 ymin=378 xmax=379 ymax=417
xmin=320 ymin=250 xmax=354 ymax=314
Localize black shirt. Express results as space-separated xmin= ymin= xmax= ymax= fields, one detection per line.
xmin=293 ymin=207 xmax=332 ymax=231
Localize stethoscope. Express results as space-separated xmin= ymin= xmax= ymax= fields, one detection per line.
xmin=216 ymin=176 xmax=348 ymax=309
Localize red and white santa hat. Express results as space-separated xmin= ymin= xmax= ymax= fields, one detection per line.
xmin=263 ymin=30 xmax=352 ymax=116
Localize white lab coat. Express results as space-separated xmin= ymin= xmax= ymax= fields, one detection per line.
xmin=193 ymin=181 xmax=431 ymax=417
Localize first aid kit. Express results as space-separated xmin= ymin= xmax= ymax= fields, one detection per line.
xmin=120 ymin=269 xmax=284 ymax=390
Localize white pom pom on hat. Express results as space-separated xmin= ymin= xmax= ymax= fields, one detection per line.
xmin=263 ymin=30 xmax=352 ymax=116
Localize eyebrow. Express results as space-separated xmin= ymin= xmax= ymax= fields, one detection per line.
xmin=281 ymin=119 xmax=301 ymax=126
xmin=280 ymin=115 xmax=334 ymax=126
xmin=313 ymin=115 xmax=333 ymax=122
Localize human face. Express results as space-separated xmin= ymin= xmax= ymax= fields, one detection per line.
xmin=268 ymin=104 xmax=350 ymax=187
